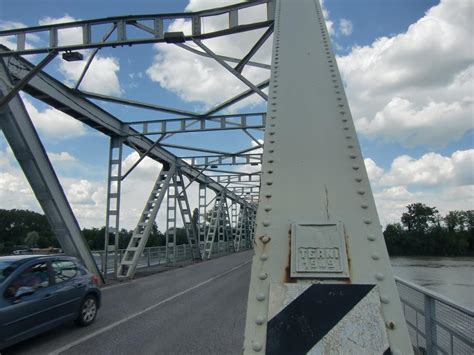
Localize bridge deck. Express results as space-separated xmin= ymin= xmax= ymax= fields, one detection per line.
xmin=3 ymin=251 xmax=253 ymax=355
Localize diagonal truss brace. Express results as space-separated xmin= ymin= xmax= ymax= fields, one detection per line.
xmin=0 ymin=59 xmax=102 ymax=282
xmin=174 ymin=169 xmax=201 ymax=259
xmin=176 ymin=43 xmax=271 ymax=70
xmin=118 ymin=164 xmax=175 ymax=278
xmin=0 ymin=50 xmax=57 ymax=110
xmin=235 ymin=24 xmax=274 ymax=73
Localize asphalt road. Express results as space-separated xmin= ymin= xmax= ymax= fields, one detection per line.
xmin=3 ymin=250 xmax=253 ymax=355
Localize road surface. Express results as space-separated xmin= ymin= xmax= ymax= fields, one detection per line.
xmin=3 ymin=250 xmax=253 ymax=355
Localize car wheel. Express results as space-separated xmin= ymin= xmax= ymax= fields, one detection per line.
xmin=76 ymin=295 xmax=98 ymax=326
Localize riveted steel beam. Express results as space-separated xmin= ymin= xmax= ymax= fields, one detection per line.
xmin=125 ymin=113 xmax=266 ymax=136
xmin=0 ymin=1 xmax=272 ymax=56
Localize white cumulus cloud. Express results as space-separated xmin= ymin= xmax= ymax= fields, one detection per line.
xmin=338 ymin=0 xmax=474 ymax=147
xmin=146 ymin=2 xmax=271 ymax=111
xmin=363 ymin=150 xmax=474 ymax=225
xmin=38 ymin=15 xmax=123 ymax=96
xmin=22 ymin=95 xmax=87 ymax=139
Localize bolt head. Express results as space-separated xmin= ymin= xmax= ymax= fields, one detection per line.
xmin=252 ymin=342 xmax=262 ymax=352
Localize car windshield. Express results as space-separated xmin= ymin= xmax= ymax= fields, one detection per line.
xmin=0 ymin=260 xmax=21 ymax=285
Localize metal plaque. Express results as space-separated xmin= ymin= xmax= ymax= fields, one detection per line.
xmin=290 ymin=222 xmax=350 ymax=278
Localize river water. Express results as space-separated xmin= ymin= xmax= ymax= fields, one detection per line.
xmin=390 ymin=256 xmax=474 ymax=310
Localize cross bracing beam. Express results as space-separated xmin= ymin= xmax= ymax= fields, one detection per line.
xmin=235 ymin=24 xmax=274 ymax=73
xmin=212 ymin=174 xmax=261 ymax=183
xmin=212 ymin=181 xmax=260 ymax=188
xmin=182 ymin=154 xmax=262 ymax=167
xmin=1 ymin=48 xmax=251 ymax=207
xmin=125 ymin=113 xmax=266 ymax=136
xmin=228 ymin=187 xmax=260 ymax=194
xmin=0 ymin=1 xmax=273 ymax=56
xmin=192 ymin=39 xmax=268 ymax=101
xmin=176 ymin=43 xmax=271 ymax=70
xmin=160 ymin=143 xmax=233 ymax=156
xmin=203 ymin=79 xmax=270 ymax=116
xmin=79 ymin=90 xmax=200 ymax=117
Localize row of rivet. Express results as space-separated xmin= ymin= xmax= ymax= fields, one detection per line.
xmin=252 ymin=3 xmax=282 ymax=352
xmin=314 ymin=0 xmax=399 ymax=351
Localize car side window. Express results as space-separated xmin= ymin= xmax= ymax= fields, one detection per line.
xmin=7 ymin=262 xmax=50 ymax=297
xmin=52 ymin=261 xmax=79 ymax=283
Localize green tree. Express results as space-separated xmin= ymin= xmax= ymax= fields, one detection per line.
xmin=401 ymin=203 xmax=439 ymax=233
xmin=444 ymin=211 xmax=466 ymax=232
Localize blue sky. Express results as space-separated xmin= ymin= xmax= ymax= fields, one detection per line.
xmin=0 ymin=0 xmax=472 ymax=228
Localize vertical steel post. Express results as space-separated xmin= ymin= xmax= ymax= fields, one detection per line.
xmin=424 ymin=295 xmax=436 ymax=354
xmin=166 ymin=179 xmax=177 ymax=263
xmin=198 ymin=183 xmax=207 ymax=256
xmin=103 ymin=136 xmax=123 ymax=279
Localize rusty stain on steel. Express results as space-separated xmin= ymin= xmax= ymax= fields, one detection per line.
xmin=324 ymin=184 xmax=330 ymax=221
xmin=284 ymin=228 xmax=296 ymax=283
xmin=343 ymin=227 xmax=353 ymax=283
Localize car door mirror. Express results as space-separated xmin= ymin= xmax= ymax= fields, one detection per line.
xmin=14 ymin=286 xmax=35 ymax=300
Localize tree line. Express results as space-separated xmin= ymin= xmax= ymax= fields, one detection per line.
xmin=1 ymin=205 xmax=473 ymax=256
xmin=0 ymin=209 xmax=189 ymax=255
xmin=384 ymin=203 xmax=473 ymax=256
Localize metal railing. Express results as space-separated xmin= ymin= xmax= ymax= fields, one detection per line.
xmin=93 ymin=241 xmax=247 ymax=274
xmin=395 ymin=277 xmax=473 ymax=355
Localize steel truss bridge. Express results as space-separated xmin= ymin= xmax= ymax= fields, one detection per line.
xmin=1 ymin=1 xmax=472 ymax=354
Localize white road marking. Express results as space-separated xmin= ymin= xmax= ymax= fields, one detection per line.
xmin=48 ymin=259 xmax=251 ymax=355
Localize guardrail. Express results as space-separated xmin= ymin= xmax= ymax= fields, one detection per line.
xmin=92 ymin=241 xmax=247 ymax=274
xmin=395 ymin=277 xmax=473 ymax=355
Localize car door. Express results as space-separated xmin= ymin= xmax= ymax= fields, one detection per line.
xmin=0 ymin=261 xmax=57 ymax=346
xmin=48 ymin=260 xmax=85 ymax=319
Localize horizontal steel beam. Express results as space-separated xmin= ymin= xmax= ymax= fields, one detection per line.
xmin=0 ymin=1 xmax=272 ymax=56
xmin=182 ymin=153 xmax=262 ymax=167
xmin=212 ymin=174 xmax=261 ymax=183
xmin=228 ymin=186 xmax=260 ymax=194
xmin=2 ymin=48 xmax=250 ymax=206
xmin=126 ymin=113 xmax=265 ymax=135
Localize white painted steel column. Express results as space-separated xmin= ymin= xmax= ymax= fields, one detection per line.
xmin=243 ymin=0 xmax=412 ymax=354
